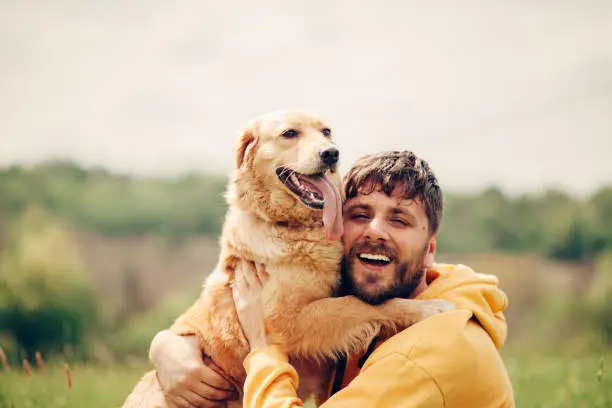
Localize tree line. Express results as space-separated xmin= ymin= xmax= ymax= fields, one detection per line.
xmin=0 ymin=160 xmax=611 ymax=361
xmin=0 ymin=160 xmax=610 ymax=262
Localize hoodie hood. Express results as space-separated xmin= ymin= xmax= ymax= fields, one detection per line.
xmin=415 ymin=263 xmax=509 ymax=349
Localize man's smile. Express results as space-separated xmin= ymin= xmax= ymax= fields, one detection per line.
xmin=356 ymin=253 xmax=394 ymax=272
xmin=358 ymin=253 xmax=391 ymax=263
xmin=354 ymin=244 xmax=396 ymax=270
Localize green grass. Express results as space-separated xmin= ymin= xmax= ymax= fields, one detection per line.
xmin=0 ymin=352 xmax=610 ymax=407
xmin=502 ymin=351 xmax=611 ymax=408
xmin=0 ymin=362 xmax=152 ymax=408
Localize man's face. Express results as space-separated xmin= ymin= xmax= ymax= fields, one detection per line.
xmin=341 ymin=183 xmax=436 ymax=305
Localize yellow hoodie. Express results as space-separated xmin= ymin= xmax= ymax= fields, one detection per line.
xmin=242 ymin=263 xmax=515 ymax=407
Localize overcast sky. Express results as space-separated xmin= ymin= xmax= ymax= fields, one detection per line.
xmin=1 ymin=0 xmax=611 ymax=195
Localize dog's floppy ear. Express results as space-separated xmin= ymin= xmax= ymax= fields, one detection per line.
xmin=235 ymin=129 xmax=258 ymax=169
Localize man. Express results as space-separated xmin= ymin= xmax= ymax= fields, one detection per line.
xmin=150 ymin=151 xmax=515 ymax=407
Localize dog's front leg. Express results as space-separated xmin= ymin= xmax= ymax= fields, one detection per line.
xmin=272 ymin=295 xmax=448 ymax=361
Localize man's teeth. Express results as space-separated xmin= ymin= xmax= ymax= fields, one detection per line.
xmin=358 ymin=253 xmax=391 ymax=262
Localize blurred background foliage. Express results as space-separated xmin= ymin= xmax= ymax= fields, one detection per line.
xmin=0 ymin=205 xmax=95 ymax=360
xmin=0 ymin=160 xmax=611 ymax=365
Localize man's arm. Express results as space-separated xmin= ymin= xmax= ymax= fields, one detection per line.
xmin=242 ymin=345 xmax=444 ymax=408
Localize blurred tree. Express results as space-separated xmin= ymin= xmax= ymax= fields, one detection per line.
xmin=0 ymin=162 xmax=228 ymax=237
xmin=0 ymin=206 xmax=97 ymax=360
xmin=547 ymin=216 xmax=589 ymax=261
xmin=588 ymin=187 xmax=612 ymax=249
xmin=116 ymin=266 xmax=146 ymax=326
xmin=0 ymin=162 xmax=610 ymax=262
xmin=586 ymin=251 xmax=612 ymax=344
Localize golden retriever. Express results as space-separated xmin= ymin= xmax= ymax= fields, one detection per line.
xmin=121 ymin=109 xmax=450 ymax=407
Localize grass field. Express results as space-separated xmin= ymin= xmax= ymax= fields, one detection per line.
xmin=502 ymin=350 xmax=611 ymax=407
xmin=1 ymin=350 xmax=610 ymax=408
xmin=0 ymin=362 xmax=151 ymax=408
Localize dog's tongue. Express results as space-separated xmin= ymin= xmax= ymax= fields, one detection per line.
xmin=303 ymin=174 xmax=343 ymax=241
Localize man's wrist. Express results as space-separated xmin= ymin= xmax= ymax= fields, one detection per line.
xmin=247 ymin=331 xmax=268 ymax=351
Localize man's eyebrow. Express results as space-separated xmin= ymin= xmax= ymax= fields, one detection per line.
xmin=345 ymin=203 xmax=370 ymax=212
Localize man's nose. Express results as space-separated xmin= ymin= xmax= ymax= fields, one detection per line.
xmin=364 ymin=217 xmax=389 ymax=242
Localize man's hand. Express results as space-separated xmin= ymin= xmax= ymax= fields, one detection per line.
xmin=231 ymin=261 xmax=270 ymax=351
xmin=149 ymin=330 xmax=238 ymax=408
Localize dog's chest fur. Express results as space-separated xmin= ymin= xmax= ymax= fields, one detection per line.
xmin=224 ymin=206 xmax=342 ymax=263
xmin=223 ymin=206 xmax=343 ymax=313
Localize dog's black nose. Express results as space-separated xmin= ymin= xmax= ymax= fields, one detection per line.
xmin=319 ymin=147 xmax=339 ymax=166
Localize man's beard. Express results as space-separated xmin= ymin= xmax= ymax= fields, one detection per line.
xmin=335 ymin=242 xmax=428 ymax=305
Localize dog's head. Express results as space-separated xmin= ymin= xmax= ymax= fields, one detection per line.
xmin=229 ymin=109 xmax=344 ymax=240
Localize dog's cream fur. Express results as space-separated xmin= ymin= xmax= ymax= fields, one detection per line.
xmin=121 ymin=110 xmax=450 ymax=407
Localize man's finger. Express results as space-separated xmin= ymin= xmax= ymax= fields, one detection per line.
xmin=191 ymin=380 xmax=237 ymax=402
xmin=235 ymin=260 xmax=249 ymax=287
xmin=201 ymin=401 xmax=227 ymax=408
xmin=255 ymin=263 xmax=268 ymax=284
xmin=199 ymin=401 xmax=227 ymax=408
xmin=243 ymin=261 xmax=258 ymax=288
xmin=253 ymin=263 xmax=262 ymax=286
xmin=235 ymin=262 xmax=249 ymax=291
xmin=204 ymin=402 xmax=227 ymax=408
xmin=235 ymin=274 xmax=248 ymax=292
xmin=166 ymin=393 xmax=195 ymax=408
xmin=178 ymin=387 xmax=222 ymax=408
xmin=169 ymin=388 xmax=229 ymax=408
xmin=199 ymin=359 xmax=236 ymax=392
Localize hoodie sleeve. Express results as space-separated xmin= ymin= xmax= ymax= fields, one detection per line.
xmin=242 ymin=346 xmax=304 ymax=407
xmin=417 ymin=264 xmax=509 ymax=349
xmin=243 ymin=345 xmax=444 ymax=408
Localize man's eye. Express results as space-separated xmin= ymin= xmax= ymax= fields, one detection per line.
xmin=391 ymin=218 xmax=408 ymax=226
xmin=351 ymin=213 xmax=368 ymax=219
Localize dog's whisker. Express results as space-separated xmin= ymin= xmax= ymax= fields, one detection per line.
xmin=279 ymin=167 xmax=293 ymax=178
xmin=278 ymin=165 xmax=305 ymax=182
xmin=281 ymin=162 xmax=299 ymax=174
xmin=283 ymin=158 xmax=325 ymax=176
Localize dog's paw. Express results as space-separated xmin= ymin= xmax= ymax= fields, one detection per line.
xmin=379 ymin=298 xmax=455 ymax=328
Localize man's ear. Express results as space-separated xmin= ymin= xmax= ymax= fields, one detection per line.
xmin=235 ymin=129 xmax=258 ymax=169
xmin=424 ymin=235 xmax=437 ymax=268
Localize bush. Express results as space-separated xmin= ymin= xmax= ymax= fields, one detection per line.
xmin=586 ymin=251 xmax=612 ymax=344
xmin=106 ymin=285 xmax=203 ymax=360
xmin=0 ymin=207 xmax=97 ymax=361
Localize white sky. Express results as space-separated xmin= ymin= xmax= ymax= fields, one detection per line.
xmin=1 ymin=0 xmax=611 ymax=195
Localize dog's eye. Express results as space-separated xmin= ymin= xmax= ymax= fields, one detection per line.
xmin=321 ymin=128 xmax=331 ymax=137
xmin=281 ymin=129 xmax=299 ymax=139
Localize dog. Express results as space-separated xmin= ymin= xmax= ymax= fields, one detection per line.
xmin=121 ymin=109 xmax=451 ymax=407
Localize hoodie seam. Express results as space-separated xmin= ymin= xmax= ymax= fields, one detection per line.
xmin=394 ymin=353 xmax=446 ymax=407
